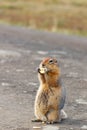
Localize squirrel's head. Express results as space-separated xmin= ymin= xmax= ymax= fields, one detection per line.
xmin=37 ymin=57 xmax=60 ymax=76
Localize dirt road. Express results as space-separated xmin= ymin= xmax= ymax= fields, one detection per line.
xmin=0 ymin=24 xmax=87 ymax=130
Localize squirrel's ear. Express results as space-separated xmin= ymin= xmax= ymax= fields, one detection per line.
xmin=54 ymin=59 xmax=60 ymax=66
xmin=53 ymin=59 xmax=58 ymax=64
xmin=55 ymin=59 xmax=57 ymax=63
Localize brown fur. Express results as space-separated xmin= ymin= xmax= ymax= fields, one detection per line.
xmin=34 ymin=57 xmax=63 ymax=123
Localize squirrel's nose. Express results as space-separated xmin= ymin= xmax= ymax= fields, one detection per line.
xmin=42 ymin=64 xmax=45 ymax=67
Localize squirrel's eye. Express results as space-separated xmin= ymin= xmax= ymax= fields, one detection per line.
xmin=49 ymin=59 xmax=54 ymax=64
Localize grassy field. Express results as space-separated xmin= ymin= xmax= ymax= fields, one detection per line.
xmin=0 ymin=0 xmax=87 ymax=35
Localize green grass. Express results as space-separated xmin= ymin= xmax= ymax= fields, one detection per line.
xmin=0 ymin=0 xmax=87 ymax=36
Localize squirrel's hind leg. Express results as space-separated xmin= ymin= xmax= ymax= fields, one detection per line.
xmin=46 ymin=110 xmax=59 ymax=123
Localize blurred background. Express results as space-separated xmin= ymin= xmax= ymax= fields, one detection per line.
xmin=0 ymin=0 xmax=87 ymax=36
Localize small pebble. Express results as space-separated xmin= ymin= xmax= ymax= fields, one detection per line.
xmin=33 ymin=126 xmax=41 ymax=129
xmin=81 ymin=125 xmax=87 ymax=129
xmin=23 ymin=91 xmax=27 ymax=93
xmin=1 ymin=82 xmax=9 ymax=86
xmin=16 ymin=69 xmax=24 ymax=72
xmin=37 ymin=51 xmax=48 ymax=55
xmin=76 ymin=99 xmax=87 ymax=105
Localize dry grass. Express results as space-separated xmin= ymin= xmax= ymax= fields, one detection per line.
xmin=0 ymin=0 xmax=87 ymax=35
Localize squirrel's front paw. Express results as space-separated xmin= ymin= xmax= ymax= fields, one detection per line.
xmin=37 ymin=67 xmax=47 ymax=74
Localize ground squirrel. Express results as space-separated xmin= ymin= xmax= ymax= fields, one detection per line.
xmin=32 ymin=57 xmax=67 ymax=124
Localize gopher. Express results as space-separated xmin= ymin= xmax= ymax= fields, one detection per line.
xmin=32 ymin=57 xmax=67 ymax=124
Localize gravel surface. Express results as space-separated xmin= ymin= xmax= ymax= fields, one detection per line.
xmin=0 ymin=24 xmax=87 ymax=130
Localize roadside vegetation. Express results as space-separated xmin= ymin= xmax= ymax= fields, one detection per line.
xmin=0 ymin=0 xmax=87 ymax=35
